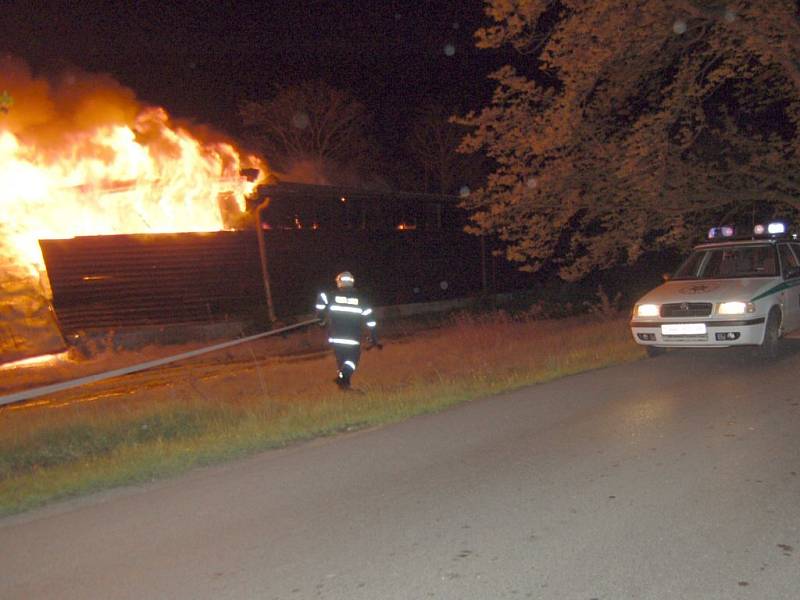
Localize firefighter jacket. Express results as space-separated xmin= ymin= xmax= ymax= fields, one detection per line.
xmin=315 ymin=287 xmax=378 ymax=346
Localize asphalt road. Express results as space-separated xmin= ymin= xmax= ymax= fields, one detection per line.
xmin=2 ymin=348 xmax=800 ymax=599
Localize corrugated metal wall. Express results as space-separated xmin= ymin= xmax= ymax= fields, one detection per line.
xmin=31 ymin=184 xmax=540 ymax=338
xmin=39 ymin=228 xmax=524 ymax=334
xmin=260 ymin=228 xmax=487 ymax=317
xmin=39 ymin=232 xmax=266 ymax=333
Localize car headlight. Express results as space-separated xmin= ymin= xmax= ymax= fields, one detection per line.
xmin=635 ymin=304 xmax=660 ymax=317
xmin=718 ymin=301 xmax=755 ymax=315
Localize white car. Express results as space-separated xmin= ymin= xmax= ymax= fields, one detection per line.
xmin=630 ymin=222 xmax=800 ymax=358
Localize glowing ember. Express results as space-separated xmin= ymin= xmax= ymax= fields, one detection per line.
xmin=0 ymin=351 xmax=67 ymax=370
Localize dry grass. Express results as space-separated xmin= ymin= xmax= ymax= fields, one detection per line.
xmin=0 ymin=311 xmax=641 ymax=516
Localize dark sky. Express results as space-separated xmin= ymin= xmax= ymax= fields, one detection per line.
xmin=2 ymin=1 xmax=505 ymax=144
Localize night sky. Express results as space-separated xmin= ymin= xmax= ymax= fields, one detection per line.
xmin=2 ymin=1 xmax=506 ymax=145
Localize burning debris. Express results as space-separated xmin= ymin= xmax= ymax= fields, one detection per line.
xmin=0 ymin=55 xmax=267 ymax=364
xmin=0 ymin=245 xmax=62 ymax=363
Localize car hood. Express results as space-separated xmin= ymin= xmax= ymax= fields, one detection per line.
xmin=636 ymin=277 xmax=781 ymax=305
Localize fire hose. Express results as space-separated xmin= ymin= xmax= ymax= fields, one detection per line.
xmin=0 ymin=318 xmax=321 ymax=408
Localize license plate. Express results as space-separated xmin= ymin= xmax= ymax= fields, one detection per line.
xmin=661 ymin=323 xmax=707 ymax=335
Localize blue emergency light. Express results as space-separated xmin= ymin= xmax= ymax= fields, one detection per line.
xmin=708 ymin=225 xmax=735 ymax=239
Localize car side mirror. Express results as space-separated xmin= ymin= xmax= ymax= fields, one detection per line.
xmin=785 ymin=266 xmax=800 ymax=279
xmin=662 ymin=273 xmax=671 ymax=282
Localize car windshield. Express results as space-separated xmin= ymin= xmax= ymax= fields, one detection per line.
xmin=672 ymin=244 xmax=778 ymax=280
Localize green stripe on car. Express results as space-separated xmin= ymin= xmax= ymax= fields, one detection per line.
xmin=751 ymin=279 xmax=800 ymax=302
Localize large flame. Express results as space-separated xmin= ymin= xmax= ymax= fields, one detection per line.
xmin=0 ymin=55 xmax=267 ymax=278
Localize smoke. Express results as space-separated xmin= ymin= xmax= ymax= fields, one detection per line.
xmin=0 ymin=54 xmax=140 ymax=155
xmin=0 ymin=54 xmax=262 ymax=162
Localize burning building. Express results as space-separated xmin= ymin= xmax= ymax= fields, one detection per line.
xmin=0 ymin=57 xmax=532 ymax=367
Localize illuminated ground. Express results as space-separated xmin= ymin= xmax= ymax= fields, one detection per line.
xmin=2 ymin=348 xmax=800 ymax=599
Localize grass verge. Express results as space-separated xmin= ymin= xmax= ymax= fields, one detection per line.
xmin=0 ymin=312 xmax=642 ymax=517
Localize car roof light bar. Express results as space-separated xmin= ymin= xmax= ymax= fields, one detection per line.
xmin=753 ymin=221 xmax=788 ymax=237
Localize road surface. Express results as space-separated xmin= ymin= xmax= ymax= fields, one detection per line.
xmin=2 ymin=349 xmax=800 ymax=599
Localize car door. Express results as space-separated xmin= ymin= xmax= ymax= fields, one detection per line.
xmin=779 ymin=243 xmax=800 ymax=333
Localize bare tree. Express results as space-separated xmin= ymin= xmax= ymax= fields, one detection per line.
xmin=405 ymin=104 xmax=487 ymax=195
xmin=239 ymin=80 xmax=379 ymax=184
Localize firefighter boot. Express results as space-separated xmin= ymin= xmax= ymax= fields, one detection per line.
xmin=335 ymin=371 xmax=351 ymax=390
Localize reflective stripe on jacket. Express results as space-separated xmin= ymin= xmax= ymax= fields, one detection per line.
xmin=315 ymin=287 xmax=378 ymax=344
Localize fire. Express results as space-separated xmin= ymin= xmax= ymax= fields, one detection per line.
xmin=0 ymin=351 xmax=67 ymax=370
xmin=0 ymin=55 xmax=268 ymax=364
xmin=0 ymin=56 xmax=267 ymax=279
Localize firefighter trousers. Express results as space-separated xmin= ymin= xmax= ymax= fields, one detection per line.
xmin=333 ymin=343 xmax=361 ymax=384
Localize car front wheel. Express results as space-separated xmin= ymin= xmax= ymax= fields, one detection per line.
xmin=755 ymin=308 xmax=782 ymax=360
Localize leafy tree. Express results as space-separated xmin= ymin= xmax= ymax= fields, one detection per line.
xmin=240 ymin=80 xmax=379 ymax=185
xmin=459 ymin=1 xmax=800 ymax=280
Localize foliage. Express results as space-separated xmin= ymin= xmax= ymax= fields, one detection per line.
xmin=239 ymin=80 xmax=380 ymax=184
xmin=459 ymin=1 xmax=800 ymax=280
xmin=584 ymin=285 xmax=623 ymax=319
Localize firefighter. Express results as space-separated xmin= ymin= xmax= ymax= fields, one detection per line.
xmin=315 ymin=271 xmax=381 ymax=389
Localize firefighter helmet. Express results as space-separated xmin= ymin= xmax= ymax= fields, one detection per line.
xmin=336 ymin=271 xmax=355 ymax=288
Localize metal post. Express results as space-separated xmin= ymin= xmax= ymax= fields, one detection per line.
xmin=255 ymin=198 xmax=277 ymax=323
